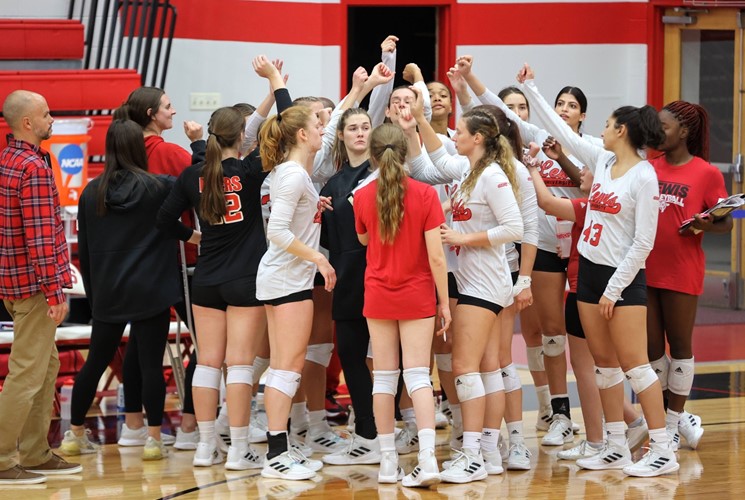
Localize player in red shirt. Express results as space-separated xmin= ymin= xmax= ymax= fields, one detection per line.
xmin=647 ymin=101 xmax=732 ymax=450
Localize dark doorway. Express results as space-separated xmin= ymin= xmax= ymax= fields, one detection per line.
xmin=347 ymin=6 xmax=437 ymax=107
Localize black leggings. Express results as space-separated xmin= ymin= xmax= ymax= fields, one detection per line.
xmin=336 ymin=318 xmax=376 ymax=439
xmin=173 ymin=296 xmax=197 ymax=415
xmin=70 ymin=309 xmax=170 ymax=426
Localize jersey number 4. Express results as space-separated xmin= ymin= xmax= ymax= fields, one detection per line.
xmin=582 ymin=221 xmax=604 ymax=247
xmin=216 ymin=192 xmax=243 ymax=225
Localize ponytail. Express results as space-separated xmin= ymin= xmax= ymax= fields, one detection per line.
xmin=259 ymin=105 xmax=314 ymax=172
xmin=369 ymin=124 xmax=408 ymax=244
xmin=613 ymin=105 xmax=665 ymax=151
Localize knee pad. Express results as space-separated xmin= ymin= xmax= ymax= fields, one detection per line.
xmin=668 ymin=357 xmax=694 ymax=396
xmin=192 ymin=365 xmax=222 ymax=390
xmin=264 ymin=368 xmax=302 ymax=398
xmin=372 ymin=369 xmax=400 ymax=396
xmin=434 ymin=353 xmax=452 ymax=373
xmin=594 ymin=366 xmax=624 ymax=390
xmin=403 ymin=367 xmax=432 ymax=396
xmin=542 ymin=335 xmax=566 ymax=357
xmin=455 ymin=372 xmax=485 ymax=402
xmin=226 ymin=364 xmax=254 ymax=386
xmin=305 ymin=343 xmax=334 ymax=367
xmin=366 ymin=341 xmax=373 ymax=359
xmin=501 ymin=363 xmax=521 ymax=393
xmin=650 ymin=354 xmax=670 ymax=391
xmin=252 ymin=356 xmax=270 ymax=385
xmin=624 ymin=364 xmax=658 ymax=395
xmin=526 ymin=346 xmax=545 ymax=372
xmin=481 ymin=370 xmax=504 ymax=395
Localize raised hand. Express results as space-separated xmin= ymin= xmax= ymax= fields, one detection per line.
xmin=252 ymin=55 xmax=279 ymax=78
xmin=408 ymin=85 xmax=425 ymax=121
xmin=402 ymin=62 xmax=423 ymax=84
xmin=381 ymin=35 xmax=399 ymax=53
xmin=368 ymin=62 xmax=394 ymax=87
xmin=517 ymin=63 xmax=534 ymax=84
xmin=542 ymin=136 xmax=564 ymax=160
xmin=351 ymin=66 xmax=369 ymax=92
xmin=183 ymin=120 xmax=203 ymax=142
xmin=446 ymin=67 xmax=467 ymax=95
xmin=455 ymin=55 xmax=474 ymax=77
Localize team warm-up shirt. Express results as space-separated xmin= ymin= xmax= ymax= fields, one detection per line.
xmin=257 ymin=161 xmax=322 ymax=300
xmin=409 ymin=146 xmax=524 ymax=307
xmin=646 ymin=156 xmax=729 ymax=295
xmin=505 ymin=160 xmax=539 ymax=272
xmin=157 ymin=157 xmax=267 ymax=287
xmin=521 ymin=79 xmax=659 ymax=303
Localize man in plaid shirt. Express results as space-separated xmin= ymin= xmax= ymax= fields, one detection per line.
xmin=0 ymin=90 xmax=81 ymax=484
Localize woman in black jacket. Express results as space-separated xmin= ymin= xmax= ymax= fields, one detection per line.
xmin=60 ymin=119 xmax=199 ymax=461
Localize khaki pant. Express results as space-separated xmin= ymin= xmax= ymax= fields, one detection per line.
xmin=0 ymin=292 xmax=59 ymax=469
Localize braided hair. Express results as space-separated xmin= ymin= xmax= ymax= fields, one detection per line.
xmin=662 ymin=100 xmax=710 ymax=161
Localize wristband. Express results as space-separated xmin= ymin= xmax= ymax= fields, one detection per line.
xmin=512 ymin=275 xmax=532 ymax=297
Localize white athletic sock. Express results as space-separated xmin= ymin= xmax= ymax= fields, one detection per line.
xmin=481 ymin=428 xmax=499 ymax=452
xmin=666 ymin=409 xmax=681 ymax=428
xmin=536 ymin=385 xmax=551 ymax=409
xmin=418 ymin=428 xmax=436 ymax=451
xmin=606 ymin=421 xmax=625 ymax=447
xmin=379 ymin=433 xmax=396 ymax=452
xmin=197 ymin=421 xmax=216 ymax=445
xmin=401 ymin=407 xmax=416 ymax=425
xmin=463 ymin=431 xmax=481 ymax=452
xmin=230 ymin=426 xmax=249 ymax=452
xmin=308 ymin=409 xmax=327 ymax=434
xmin=290 ymin=402 xmax=308 ymax=431
xmin=450 ymin=404 xmax=463 ymax=428
xmin=506 ymin=421 xmax=524 ymax=445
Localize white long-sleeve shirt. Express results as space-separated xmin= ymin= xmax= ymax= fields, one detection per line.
xmin=521 ymin=79 xmax=659 ymax=302
xmin=505 ymin=160 xmax=539 ymax=272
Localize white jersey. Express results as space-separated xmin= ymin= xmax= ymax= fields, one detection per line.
xmin=410 ymin=147 xmax=523 ymax=307
xmin=521 ymin=79 xmax=659 ymax=302
xmin=505 ymin=160 xmax=539 ymax=272
xmin=257 ymin=161 xmax=322 ymax=300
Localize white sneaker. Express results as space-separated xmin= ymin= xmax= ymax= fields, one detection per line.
xmin=378 ymin=451 xmax=404 ymax=484
xmin=557 ymin=440 xmax=601 ymax=461
xmin=440 ymin=449 xmax=487 ymax=484
xmin=225 ymin=445 xmax=264 ymax=470
xmin=572 ymin=421 xmax=581 ymax=434
xmin=288 ymin=447 xmax=323 ymax=472
xmin=497 ymin=434 xmax=508 ymax=461
xmin=249 ymin=404 xmax=268 ymax=443
xmin=541 ymin=415 xmax=574 ymax=446
xmin=118 ymin=424 xmax=175 ymax=446
xmin=627 ymin=420 xmax=649 ymax=452
xmin=440 ymin=399 xmax=452 ymax=421
xmin=622 ymin=443 xmax=679 ymax=477
xmin=322 ymin=433 xmax=381 ymax=465
xmin=307 ymin=428 xmax=349 ymax=454
xmin=576 ymin=440 xmax=632 ymax=470
xmin=449 ymin=426 xmax=463 ymax=452
xmin=435 ymin=409 xmax=449 ymax=429
xmin=261 ymin=450 xmax=316 ymax=480
xmin=402 ymin=448 xmax=441 ymax=488
xmin=678 ymin=411 xmax=704 ymax=449
xmin=60 ymin=429 xmax=99 ymax=455
xmin=536 ymin=405 xmax=553 ymax=431
xmin=666 ymin=423 xmax=681 ymax=452
xmin=395 ymin=423 xmax=419 ymax=455
xmin=346 ymin=407 xmax=356 ymax=433
xmin=482 ymin=449 xmax=504 ymax=475
xmin=142 ymin=436 xmax=168 ymax=461
xmin=193 ymin=441 xmax=225 ymax=467
xmin=506 ymin=443 xmax=532 ymax=470
xmin=174 ymin=428 xmax=199 ymax=450
xmin=289 ymin=433 xmax=314 ymax=457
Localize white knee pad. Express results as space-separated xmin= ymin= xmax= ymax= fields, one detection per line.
xmin=668 ymin=357 xmax=695 ymax=396
xmin=594 ymin=366 xmax=624 ymax=390
xmin=624 ymin=364 xmax=658 ymax=395
xmin=650 ymin=354 xmax=670 ymax=391
xmin=455 ymin=372 xmax=486 ymax=402
xmin=481 ymin=370 xmax=504 ymax=395
xmin=372 ymin=369 xmax=400 ymax=396
xmin=403 ymin=367 xmax=432 ymax=396
xmin=264 ymin=368 xmax=302 ymax=398
xmin=252 ymin=356 xmax=270 ymax=385
xmin=526 ymin=346 xmax=545 ymax=372
xmin=366 ymin=340 xmax=373 ymax=359
xmin=192 ymin=365 xmax=222 ymax=390
xmin=305 ymin=343 xmax=334 ymax=367
xmin=434 ymin=353 xmax=452 ymax=373
xmin=542 ymin=335 xmax=566 ymax=357
xmin=226 ymin=364 xmax=254 ymax=386
xmin=501 ymin=363 xmax=521 ymax=393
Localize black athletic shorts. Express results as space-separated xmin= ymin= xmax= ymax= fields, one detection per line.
xmin=511 ymin=271 xmax=519 ymax=285
xmin=263 ymin=289 xmax=313 ymax=307
xmin=191 ymin=275 xmax=262 ymax=310
xmin=448 ymin=272 xmax=459 ymax=300
xmin=458 ymin=294 xmax=503 ymax=316
xmin=533 ymin=248 xmax=569 ymax=273
xmin=313 ymin=272 xmax=325 ymax=288
xmin=576 ymin=256 xmax=647 ymax=307
xmin=565 ymin=292 xmax=585 ymax=339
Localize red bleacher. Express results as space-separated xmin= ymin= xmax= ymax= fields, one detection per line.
xmin=0 ymin=20 xmax=84 ymax=60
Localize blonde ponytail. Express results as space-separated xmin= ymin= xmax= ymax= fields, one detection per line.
xmin=369 ymin=124 xmax=408 ymax=244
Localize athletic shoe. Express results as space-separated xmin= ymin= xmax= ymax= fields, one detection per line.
xmin=435 ymin=409 xmax=449 ymax=429
xmin=378 ymin=451 xmax=404 ymax=484
xmin=225 ymin=444 xmax=263 ymax=470
xmin=666 ymin=423 xmax=681 ymax=452
xmin=576 ymin=440 xmax=632 ymax=470
xmin=402 ymin=448 xmax=441 ymax=488
xmin=322 ymin=433 xmax=381 ymax=465
xmin=482 ymin=449 xmax=504 ymax=475
xmin=174 ymin=428 xmax=199 ymax=450
xmin=536 ymin=405 xmax=553 ymax=431
xmin=449 ymin=426 xmax=463 ymax=452
xmin=440 ymin=399 xmax=452 ymax=421
xmin=249 ymin=404 xmax=268 ymax=444
xmin=261 ymin=450 xmax=316 ymax=480
xmin=216 ymin=432 xmax=229 ymax=454
xmin=288 ymin=447 xmax=323 ymax=472
xmin=678 ymin=411 xmax=704 ymax=449
xmin=325 ymin=391 xmax=348 ymax=421
xmin=117 ymin=424 xmax=175 ymax=447
xmin=142 ymin=437 xmax=168 ymax=461
xmin=541 ymin=414 xmax=574 ymax=446
xmin=307 ymin=428 xmax=349 ymax=454
xmin=557 ymin=440 xmax=601 ymax=461
xmin=395 ymin=423 xmax=419 ymax=455
xmin=622 ymin=444 xmax=679 ymax=477
xmin=289 ymin=434 xmax=314 ymax=457
xmin=346 ymin=407 xmax=356 ymax=433
xmin=506 ymin=443 xmax=532 ymax=470
xmin=24 ymin=453 xmax=83 ymax=475
xmin=440 ymin=449 xmax=487 ymax=484
xmin=0 ymin=465 xmax=46 ymax=485
xmin=627 ymin=420 xmax=649 ymax=452
xmin=497 ymin=433 xmax=508 ymax=461
xmin=192 ymin=441 xmax=224 ymax=467
xmin=572 ymin=421 xmax=581 ymax=434
xmin=60 ymin=429 xmax=99 ymax=455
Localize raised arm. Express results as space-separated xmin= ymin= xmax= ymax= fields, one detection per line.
xmin=447 ymin=66 xmax=474 ymax=112
xmin=402 ymin=62 xmax=432 ymax=123
xmin=368 ymin=35 xmax=398 ymax=127
xmin=543 ymin=136 xmax=581 ymax=187
xmin=526 ymin=159 xmax=576 ymax=221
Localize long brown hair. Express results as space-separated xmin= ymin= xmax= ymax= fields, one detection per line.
xmin=332 ymin=108 xmax=371 ymax=170
xmin=113 ymin=86 xmax=165 ymax=129
xmin=259 ymin=105 xmax=314 ymax=172
xmin=369 ymin=124 xmax=408 ymax=244
xmin=199 ymin=107 xmax=244 ymax=225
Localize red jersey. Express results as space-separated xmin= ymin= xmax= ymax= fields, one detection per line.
xmin=354 ymin=178 xmax=445 ymax=319
xmin=568 ymin=198 xmax=588 ymax=293
xmin=646 ymin=156 xmax=728 ymax=295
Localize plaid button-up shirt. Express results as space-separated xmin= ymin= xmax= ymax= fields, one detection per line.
xmin=0 ymin=135 xmax=72 ymax=305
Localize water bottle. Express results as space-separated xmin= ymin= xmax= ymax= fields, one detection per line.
xmin=60 ymin=378 xmax=74 ymax=420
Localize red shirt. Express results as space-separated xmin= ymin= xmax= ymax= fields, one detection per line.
xmin=646 ymin=156 xmax=728 ymax=295
xmin=0 ymin=135 xmax=72 ymax=305
xmin=568 ymin=198 xmax=588 ymax=293
xmin=354 ymin=178 xmax=445 ymax=319
xmin=144 ymin=135 xmax=197 ymax=265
